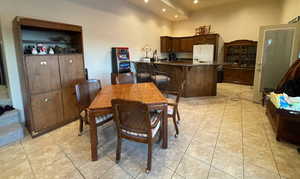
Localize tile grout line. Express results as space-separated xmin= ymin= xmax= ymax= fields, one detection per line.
xmin=20 ymin=142 xmax=38 ymax=179
xmin=206 ymin=98 xmax=227 ymax=179
xmin=58 ymin=144 xmax=87 ymax=179
xmin=171 ymin=106 xmax=209 ymax=178
xmin=261 ymin=117 xmax=282 ymax=178
xmin=241 ymin=99 xmax=246 ymax=179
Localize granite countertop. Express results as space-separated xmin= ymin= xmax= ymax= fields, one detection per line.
xmin=132 ymin=60 xmax=221 ymax=67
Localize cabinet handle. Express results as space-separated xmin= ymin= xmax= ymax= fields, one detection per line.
xmin=69 ymin=60 xmax=73 ymax=64
xmin=44 ymin=98 xmax=49 ymax=102
xmin=40 ymin=61 xmax=47 ymax=65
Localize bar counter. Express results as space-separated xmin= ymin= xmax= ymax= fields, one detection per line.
xmin=133 ymin=60 xmax=220 ymax=97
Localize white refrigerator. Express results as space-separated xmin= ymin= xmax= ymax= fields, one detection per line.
xmin=193 ymin=44 xmax=215 ymax=63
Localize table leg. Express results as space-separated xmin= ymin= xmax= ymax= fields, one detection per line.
xmin=162 ymin=104 xmax=168 ymax=149
xmin=89 ymin=112 xmax=98 ymax=161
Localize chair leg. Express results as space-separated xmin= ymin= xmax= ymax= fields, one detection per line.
xmin=116 ymin=137 xmax=122 ymax=163
xmin=78 ymin=118 xmax=84 ymax=136
xmin=176 ymin=110 xmax=181 ymax=124
xmin=146 ymin=142 xmax=152 ymax=173
xmin=157 ymin=126 xmax=162 ymax=144
xmin=172 ymin=114 xmax=179 ymax=138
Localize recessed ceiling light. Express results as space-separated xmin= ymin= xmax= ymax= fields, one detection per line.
xmin=174 ymin=15 xmax=178 ymax=18
xmin=144 ymin=0 xmax=149 ymax=3
xmin=193 ymin=0 xmax=199 ymax=4
xmin=162 ymin=8 xmax=166 ymax=12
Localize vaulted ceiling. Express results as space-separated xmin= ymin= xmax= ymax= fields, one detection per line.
xmin=127 ymin=0 xmax=259 ymax=21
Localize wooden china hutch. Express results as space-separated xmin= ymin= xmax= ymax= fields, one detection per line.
xmin=13 ymin=17 xmax=85 ymax=137
xmin=223 ymin=40 xmax=257 ymax=85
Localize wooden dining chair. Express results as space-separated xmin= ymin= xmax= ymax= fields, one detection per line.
xmin=75 ymin=79 xmax=113 ymax=136
xmin=111 ymin=72 xmax=137 ymax=84
xmin=149 ymin=64 xmax=171 ymax=92
xmin=111 ymin=99 xmax=162 ymax=173
xmin=164 ymin=80 xmax=186 ymax=137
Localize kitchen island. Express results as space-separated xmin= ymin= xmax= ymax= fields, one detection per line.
xmin=133 ymin=60 xmax=220 ymax=97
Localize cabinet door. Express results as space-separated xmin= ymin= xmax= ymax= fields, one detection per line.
xmin=31 ymin=90 xmax=63 ymax=132
xmin=193 ymin=35 xmax=217 ymax=45
xmin=25 ymin=55 xmax=61 ymax=94
xmin=180 ymin=37 xmax=194 ymax=52
xmin=62 ymin=87 xmax=79 ymax=121
xmin=172 ymin=38 xmax=181 ymax=52
xmin=59 ymin=54 xmax=85 ymax=88
xmin=161 ymin=37 xmax=173 ymax=53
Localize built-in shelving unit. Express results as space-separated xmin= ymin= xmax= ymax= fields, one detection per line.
xmin=13 ymin=17 xmax=85 ymax=137
xmin=223 ymin=40 xmax=257 ymax=85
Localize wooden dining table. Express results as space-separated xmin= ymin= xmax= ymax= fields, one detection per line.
xmin=88 ymin=82 xmax=168 ymax=161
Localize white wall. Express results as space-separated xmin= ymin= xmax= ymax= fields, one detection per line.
xmin=172 ymin=0 xmax=283 ymax=42
xmin=0 ymin=0 xmax=172 ymax=122
xmin=281 ymin=0 xmax=300 ymax=23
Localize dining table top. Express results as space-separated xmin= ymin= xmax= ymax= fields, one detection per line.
xmin=89 ymin=82 xmax=168 ymax=111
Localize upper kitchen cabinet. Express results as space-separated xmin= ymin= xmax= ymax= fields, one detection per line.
xmin=180 ymin=37 xmax=194 ymax=52
xmin=160 ymin=34 xmax=220 ymax=54
xmin=160 ymin=36 xmax=173 ymax=53
xmin=193 ymin=34 xmax=219 ymax=45
xmin=172 ymin=38 xmax=181 ymax=52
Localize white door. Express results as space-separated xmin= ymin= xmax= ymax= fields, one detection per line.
xmin=253 ymin=24 xmax=300 ymax=103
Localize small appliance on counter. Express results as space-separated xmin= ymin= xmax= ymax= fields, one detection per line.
xmin=168 ymin=52 xmax=177 ymax=61
xmin=111 ymin=47 xmax=131 ymax=73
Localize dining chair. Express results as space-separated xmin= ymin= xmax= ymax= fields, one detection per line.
xmin=111 ymin=99 xmax=162 ymax=173
xmin=111 ymin=72 xmax=137 ymax=84
xmin=134 ymin=63 xmax=152 ymax=83
xmin=75 ymin=79 xmax=113 ymax=136
xmin=150 ymin=64 xmax=171 ymax=92
xmin=164 ymin=80 xmax=186 ymax=137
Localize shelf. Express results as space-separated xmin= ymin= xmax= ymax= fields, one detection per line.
xmin=23 ymin=53 xmax=82 ymax=56
xmin=22 ymin=40 xmax=72 ymax=45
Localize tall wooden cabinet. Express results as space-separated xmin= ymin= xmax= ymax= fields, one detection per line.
xmin=223 ymin=40 xmax=257 ymax=85
xmin=13 ymin=17 xmax=85 ymax=137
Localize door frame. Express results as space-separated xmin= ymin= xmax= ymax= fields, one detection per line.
xmin=253 ymin=23 xmax=300 ymax=103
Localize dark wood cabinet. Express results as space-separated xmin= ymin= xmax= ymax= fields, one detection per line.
xmin=59 ymin=54 xmax=85 ymax=88
xmin=160 ymin=37 xmax=172 ymax=53
xmin=223 ymin=67 xmax=255 ymax=85
xmin=31 ymin=90 xmax=63 ymax=132
xmin=180 ymin=37 xmax=193 ymax=52
xmin=223 ymin=40 xmax=257 ymax=85
xmin=172 ymin=38 xmax=181 ymax=52
xmin=160 ymin=34 xmax=220 ymax=62
xmin=25 ymin=55 xmax=61 ymax=94
xmin=13 ymin=17 xmax=85 ymax=137
xmin=193 ymin=34 xmax=217 ymax=45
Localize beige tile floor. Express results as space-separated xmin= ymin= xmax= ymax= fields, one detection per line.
xmin=1 ymin=83 xmax=300 ymax=179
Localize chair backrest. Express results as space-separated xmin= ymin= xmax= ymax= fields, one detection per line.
xmin=75 ymin=79 xmax=101 ymax=110
xmin=112 ymin=72 xmax=136 ymax=84
xmin=112 ymin=99 xmax=152 ymax=136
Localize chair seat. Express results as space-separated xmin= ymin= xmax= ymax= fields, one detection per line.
xmin=168 ymin=106 xmax=174 ymax=115
xmin=137 ymin=73 xmax=151 ymax=78
xmin=80 ymin=110 xmax=113 ymax=124
xmin=121 ymin=121 xmax=160 ymax=138
xmin=155 ymin=106 xmax=174 ymax=116
xmin=121 ymin=112 xmax=161 ymax=138
xmin=151 ymin=75 xmax=170 ymax=84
